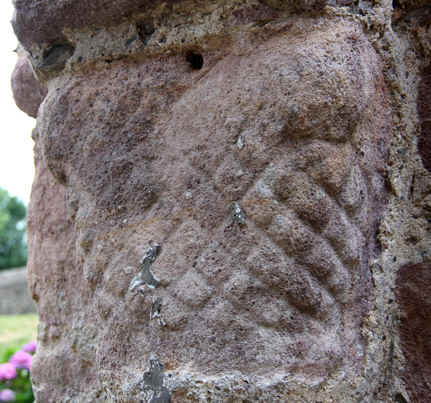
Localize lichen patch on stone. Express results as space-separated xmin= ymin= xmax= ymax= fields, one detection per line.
xmin=150 ymin=297 xmax=166 ymax=326
xmin=140 ymin=357 xmax=171 ymax=403
xmin=231 ymin=202 xmax=247 ymax=225
xmin=129 ymin=243 xmax=162 ymax=293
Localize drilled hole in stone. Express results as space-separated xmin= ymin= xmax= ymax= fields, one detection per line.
xmin=394 ymin=393 xmax=408 ymax=403
xmin=186 ymin=51 xmax=204 ymax=70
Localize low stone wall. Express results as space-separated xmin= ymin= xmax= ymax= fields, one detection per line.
xmin=0 ymin=267 xmax=36 ymax=315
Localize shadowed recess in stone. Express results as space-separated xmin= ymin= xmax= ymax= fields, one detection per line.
xmin=394 ymin=392 xmax=408 ymax=403
xmin=40 ymin=43 xmax=75 ymax=73
xmin=186 ymin=51 xmax=204 ymax=70
xmin=418 ymin=65 xmax=431 ymax=172
xmin=136 ymin=20 xmax=155 ymax=45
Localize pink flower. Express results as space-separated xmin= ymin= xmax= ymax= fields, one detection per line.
xmin=9 ymin=351 xmax=32 ymax=370
xmin=0 ymin=363 xmax=17 ymax=381
xmin=22 ymin=341 xmax=37 ymax=354
xmin=0 ymin=389 xmax=15 ymax=402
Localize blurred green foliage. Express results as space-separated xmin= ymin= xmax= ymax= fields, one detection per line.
xmin=0 ymin=188 xmax=27 ymax=270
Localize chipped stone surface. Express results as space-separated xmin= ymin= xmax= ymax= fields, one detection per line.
xmin=12 ymin=0 xmax=431 ymax=401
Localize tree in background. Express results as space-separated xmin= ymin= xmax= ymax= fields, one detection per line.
xmin=0 ymin=188 xmax=27 ymax=270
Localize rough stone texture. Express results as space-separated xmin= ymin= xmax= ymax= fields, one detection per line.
xmin=396 ymin=261 xmax=431 ymax=403
xmin=0 ymin=267 xmax=36 ymax=315
xmin=11 ymin=51 xmax=47 ymax=118
xmin=418 ymin=64 xmax=431 ymax=172
xmin=12 ymin=0 xmax=328 ymax=50
xmin=26 ymin=132 xmax=92 ymax=401
xmin=11 ymin=0 xmax=431 ymax=402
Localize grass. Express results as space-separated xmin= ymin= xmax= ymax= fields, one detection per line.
xmin=0 ymin=314 xmax=38 ymax=360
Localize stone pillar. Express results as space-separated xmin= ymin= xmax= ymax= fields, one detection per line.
xmin=11 ymin=1 xmax=431 ymax=401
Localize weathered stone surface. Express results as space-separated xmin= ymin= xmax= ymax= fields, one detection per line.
xmin=11 ymin=53 xmax=47 ymax=118
xmin=12 ymin=0 xmax=329 ymax=50
xmin=26 ymin=133 xmax=96 ymax=401
xmin=0 ymin=267 xmax=36 ymax=315
xmin=396 ymin=262 xmax=431 ymax=403
xmin=12 ymin=0 xmax=431 ymax=401
xmin=394 ymin=0 xmax=431 ymax=10
xmin=32 ymin=17 xmax=390 ymax=401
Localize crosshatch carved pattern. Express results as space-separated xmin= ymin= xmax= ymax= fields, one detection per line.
xmin=137 ymin=138 xmax=373 ymax=376
xmin=37 ymin=22 xmax=390 ymax=391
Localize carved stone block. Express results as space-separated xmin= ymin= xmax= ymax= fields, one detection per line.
xmin=13 ymin=1 xmax=404 ymax=401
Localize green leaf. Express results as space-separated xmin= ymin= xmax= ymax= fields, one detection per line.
xmin=0 ymin=187 xmax=27 ymax=270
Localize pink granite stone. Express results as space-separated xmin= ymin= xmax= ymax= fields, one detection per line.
xmin=11 ymin=54 xmax=46 ymax=118
xmin=27 ymin=15 xmax=391 ymax=400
